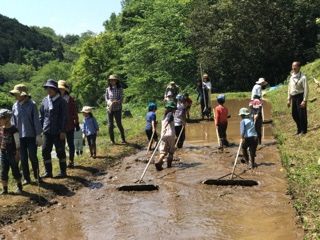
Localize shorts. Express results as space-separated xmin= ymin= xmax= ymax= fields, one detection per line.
xmin=159 ymin=135 xmax=175 ymax=155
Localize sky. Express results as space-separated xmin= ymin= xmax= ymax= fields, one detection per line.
xmin=0 ymin=0 xmax=122 ymax=36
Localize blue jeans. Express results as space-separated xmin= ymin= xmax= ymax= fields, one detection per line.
xmin=0 ymin=151 xmax=22 ymax=181
xmin=20 ymin=137 xmax=40 ymax=181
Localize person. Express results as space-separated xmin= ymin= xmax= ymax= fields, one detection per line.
xmin=145 ymin=103 xmax=158 ymax=151
xmin=155 ymin=101 xmax=177 ymax=171
xmin=40 ymin=79 xmax=68 ymax=178
xmin=164 ymin=81 xmax=179 ymax=103
xmin=238 ymin=107 xmax=258 ymax=169
xmin=174 ymin=97 xmax=187 ymax=149
xmin=105 ymin=74 xmax=126 ymax=144
xmin=58 ymin=80 xmax=80 ymax=168
xmin=287 ymin=61 xmax=309 ymax=135
xmin=184 ymin=93 xmax=193 ymax=120
xmin=0 ymin=109 xmax=23 ymax=194
xmin=251 ymin=78 xmax=268 ymax=100
xmin=10 ymin=84 xmax=43 ymax=185
xmin=74 ymin=123 xmax=83 ymax=156
xmin=196 ymin=79 xmax=210 ymax=120
xmin=202 ymin=73 xmax=212 ymax=108
xmin=215 ymin=94 xmax=229 ymax=148
xmin=249 ymin=94 xmax=263 ymax=145
xmin=81 ymin=106 xmax=99 ymax=158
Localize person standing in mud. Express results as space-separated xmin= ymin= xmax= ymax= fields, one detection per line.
xmin=145 ymin=103 xmax=158 ymax=151
xmin=238 ymin=108 xmax=258 ymax=169
xmin=155 ymin=101 xmax=176 ymax=171
xmin=196 ymin=79 xmax=210 ymax=120
xmin=40 ymin=79 xmax=68 ymax=178
xmin=174 ymin=97 xmax=187 ymax=149
xmin=105 ymin=74 xmax=126 ymax=144
xmin=215 ymin=94 xmax=229 ymax=148
xmin=10 ymin=84 xmax=43 ymax=185
xmin=58 ymin=80 xmax=80 ymax=168
xmin=249 ymin=94 xmax=263 ymax=145
xmin=287 ymin=61 xmax=309 ymax=135
xmin=164 ymin=81 xmax=179 ymax=103
xmin=202 ymin=73 xmax=212 ymax=109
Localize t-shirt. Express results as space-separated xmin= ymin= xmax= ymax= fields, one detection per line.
xmin=161 ymin=112 xmax=175 ymax=137
xmin=0 ymin=126 xmax=19 ymax=152
xmin=215 ymin=105 xmax=228 ymax=126
xmin=145 ymin=111 xmax=156 ymax=130
xmin=249 ymin=99 xmax=263 ymax=118
xmin=240 ymin=118 xmax=257 ymax=138
xmin=174 ymin=105 xmax=186 ymax=126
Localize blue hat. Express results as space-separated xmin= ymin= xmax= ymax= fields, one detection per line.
xmin=43 ymin=79 xmax=58 ymax=89
xmin=217 ymin=94 xmax=225 ymax=101
xmin=148 ymin=102 xmax=157 ymax=108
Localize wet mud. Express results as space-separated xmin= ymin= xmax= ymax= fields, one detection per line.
xmin=0 ymin=99 xmax=304 ymax=240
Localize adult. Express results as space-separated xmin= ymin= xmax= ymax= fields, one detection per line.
xmin=202 ymin=73 xmax=211 ymax=108
xmin=196 ymin=79 xmax=210 ymax=120
xmin=105 ymin=74 xmax=126 ymax=144
xmin=164 ymin=81 xmax=179 ymax=103
xmin=10 ymin=84 xmax=43 ymax=184
xmin=58 ymin=80 xmax=80 ymax=168
xmin=251 ymin=78 xmax=268 ymax=100
xmin=40 ymin=79 xmax=68 ymax=178
xmin=287 ymin=61 xmax=309 ymax=135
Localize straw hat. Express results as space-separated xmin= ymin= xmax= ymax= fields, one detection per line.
xmin=58 ymin=80 xmax=70 ymax=93
xmin=10 ymin=84 xmax=31 ymax=97
xmin=81 ymin=106 xmax=93 ymax=113
xmin=108 ymin=74 xmax=119 ymax=80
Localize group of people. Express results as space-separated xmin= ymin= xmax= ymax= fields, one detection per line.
xmin=0 ymin=74 xmax=127 ymax=195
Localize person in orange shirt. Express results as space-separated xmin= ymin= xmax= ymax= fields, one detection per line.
xmin=215 ymin=94 xmax=229 ymax=148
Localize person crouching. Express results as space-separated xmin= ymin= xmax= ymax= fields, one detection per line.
xmin=155 ymin=101 xmax=177 ymax=171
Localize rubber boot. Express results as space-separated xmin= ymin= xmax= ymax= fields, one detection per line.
xmin=218 ymin=138 xmax=224 ymax=149
xmin=56 ymin=161 xmax=67 ymax=178
xmin=155 ymin=159 xmax=164 ymax=171
xmin=120 ymin=129 xmax=127 ymax=144
xmin=167 ymin=157 xmax=173 ymax=168
xmin=42 ymin=162 xmax=53 ymax=178
xmin=92 ymin=146 xmax=96 ymax=158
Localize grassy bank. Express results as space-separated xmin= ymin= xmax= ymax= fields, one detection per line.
xmin=267 ymin=59 xmax=320 ymax=239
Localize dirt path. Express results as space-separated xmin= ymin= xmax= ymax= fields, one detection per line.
xmin=0 ymin=100 xmax=304 ymax=240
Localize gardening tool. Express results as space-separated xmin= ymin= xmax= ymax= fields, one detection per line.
xmin=175 ymin=125 xmax=185 ymax=148
xmin=117 ymin=124 xmax=169 ymax=191
xmin=202 ymin=140 xmax=258 ymax=186
xmin=145 ymin=130 xmax=155 ymax=156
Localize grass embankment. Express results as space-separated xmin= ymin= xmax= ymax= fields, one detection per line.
xmin=267 ymin=59 xmax=320 ymax=239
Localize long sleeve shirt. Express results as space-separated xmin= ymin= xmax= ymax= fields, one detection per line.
xmin=82 ymin=116 xmax=99 ymax=136
xmin=240 ymin=117 xmax=257 ymax=138
xmin=251 ymin=84 xmax=262 ymax=100
xmin=11 ymin=98 xmax=43 ymax=138
xmin=287 ymin=71 xmax=309 ymax=101
xmin=105 ymin=86 xmax=123 ymax=112
xmin=62 ymin=95 xmax=79 ymax=132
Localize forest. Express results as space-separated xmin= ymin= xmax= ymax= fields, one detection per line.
xmin=0 ymin=0 xmax=320 ymax=108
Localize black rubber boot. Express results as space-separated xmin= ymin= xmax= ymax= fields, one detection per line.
xmin=55 ymin=161 xmax=67 ymax=178
xmin=42 ymin=162 xmax=53 ymax=178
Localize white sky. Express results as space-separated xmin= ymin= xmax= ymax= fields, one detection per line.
xmin=0 ymin=0 xmax=122 ymax=36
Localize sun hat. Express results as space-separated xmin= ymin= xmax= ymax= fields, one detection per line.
xmin=108 ymin=74 xmax=118 ymax=80
xmin=238 ymin=107 xmax=250 ymax=116
xmin=58 ymin=80 xmax=70 ymax=93
xmin=203 ymin=73 xmax=209 ymax=79
xmin=9 ymin=84 xmax=31 ymax=97
xmin=0 ymin=109 xmax=12 ymax=118
xmin=256 ymin=78 xmax=267 ymax=85
xmin=165 ymin=101 xmax=177 ymax=109
xmin=170 ymin=81 xmax=175 ymax=85
xmin=43 ymin=79 xmax=58 ymax=89
xmin=81 ymin=106 xmax=93 ymax=113
xmin=148 ymin=102 xmax=157 ymax=109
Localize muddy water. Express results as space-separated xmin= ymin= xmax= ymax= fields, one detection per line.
xmin=1 ymin=99 xmax=304 ymax=240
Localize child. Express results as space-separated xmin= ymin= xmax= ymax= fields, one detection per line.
xmin=238 ymin=108 xmax=258 ymax=169
xmin=40 ymin=79 xmax=68 ymax=178
xmin=184 ymin=93 xmax=193 ymax=120
xmin=74 ymin=123 xmax=83 ymax=156
xmin=0 ymin=109 xmax=23 ymax=194
xmin=174 ymin=97 xmax=187 ymax=149
xmin=196 ymin=79 xmax=210 ymax=120
xmin=155 ymin=101 xmax=177 ymax=171
xmin=145 ymin=103 xmax=158 ymax=151
xmin=81 ymin=106 xmax=99 ymax=158
xmin=202 ymin=73 xmax=212 ymax=109
xmin=249 ymin=94 xmax=263 ymax=145
xmin=215 ymin=94 xmax=229 ymax=148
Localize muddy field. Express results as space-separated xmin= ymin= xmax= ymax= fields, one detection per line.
xmin=0 ymin=100 xmax=304 ymax=240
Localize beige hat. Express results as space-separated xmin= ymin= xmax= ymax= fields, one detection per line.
xmin=58 ymin=80 xmax=70 ymax=93
xmin=203 ymin=73 xmax=209 ymax=79
xmin=81 ymin=106 xmax=93 ymax=113
xmin=170 ymin=81 xmax=175 ymax=85
xmin=256 ymin=78 xmax=267 ymax=85
xmin=108 ymin=74 xmax=118 ymax=80
xmin=10 ymin=84 xmax=31 ymax=97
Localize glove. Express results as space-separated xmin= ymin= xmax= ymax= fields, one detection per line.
xmin=36 ymin=135 xmax=43 ymax=147
xmin=75 ymin=123 xmax=80 ymax=131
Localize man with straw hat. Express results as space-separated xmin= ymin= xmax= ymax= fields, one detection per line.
xmin=58 ymin=80 xmax=80 ymax=168
xmin=10 ymin=84 xmax=43 ymax=184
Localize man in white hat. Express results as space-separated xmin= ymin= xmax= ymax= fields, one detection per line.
xmin=251 ymin=78 xmax=268 ymax=100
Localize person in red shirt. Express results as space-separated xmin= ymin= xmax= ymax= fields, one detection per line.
xmin=215 ymin=94 xmax=229 ymax=148
xmin=183 ymin=93 xmax=193 ymax=120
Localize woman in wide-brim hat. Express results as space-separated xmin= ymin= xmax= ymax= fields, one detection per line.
xmin=105 ymin=74 xmax=126 ymax=144
xmin=58 ymin=80 xmax=79 ymax=168
xmin=251 ymin=77 xmax=268 ymax=100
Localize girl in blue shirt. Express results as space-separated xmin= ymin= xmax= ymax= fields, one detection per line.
xmin=81 ymin=106 xmax=99 ymax=158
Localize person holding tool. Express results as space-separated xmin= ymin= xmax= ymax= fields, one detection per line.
xmin=215 ymin=94 xmax=229 ymax=149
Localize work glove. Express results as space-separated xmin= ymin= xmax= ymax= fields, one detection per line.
xmin=75 ymin=123 xmax=80 ymax=131
xmin=36 ymin=135 xmax=43 ymax=147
